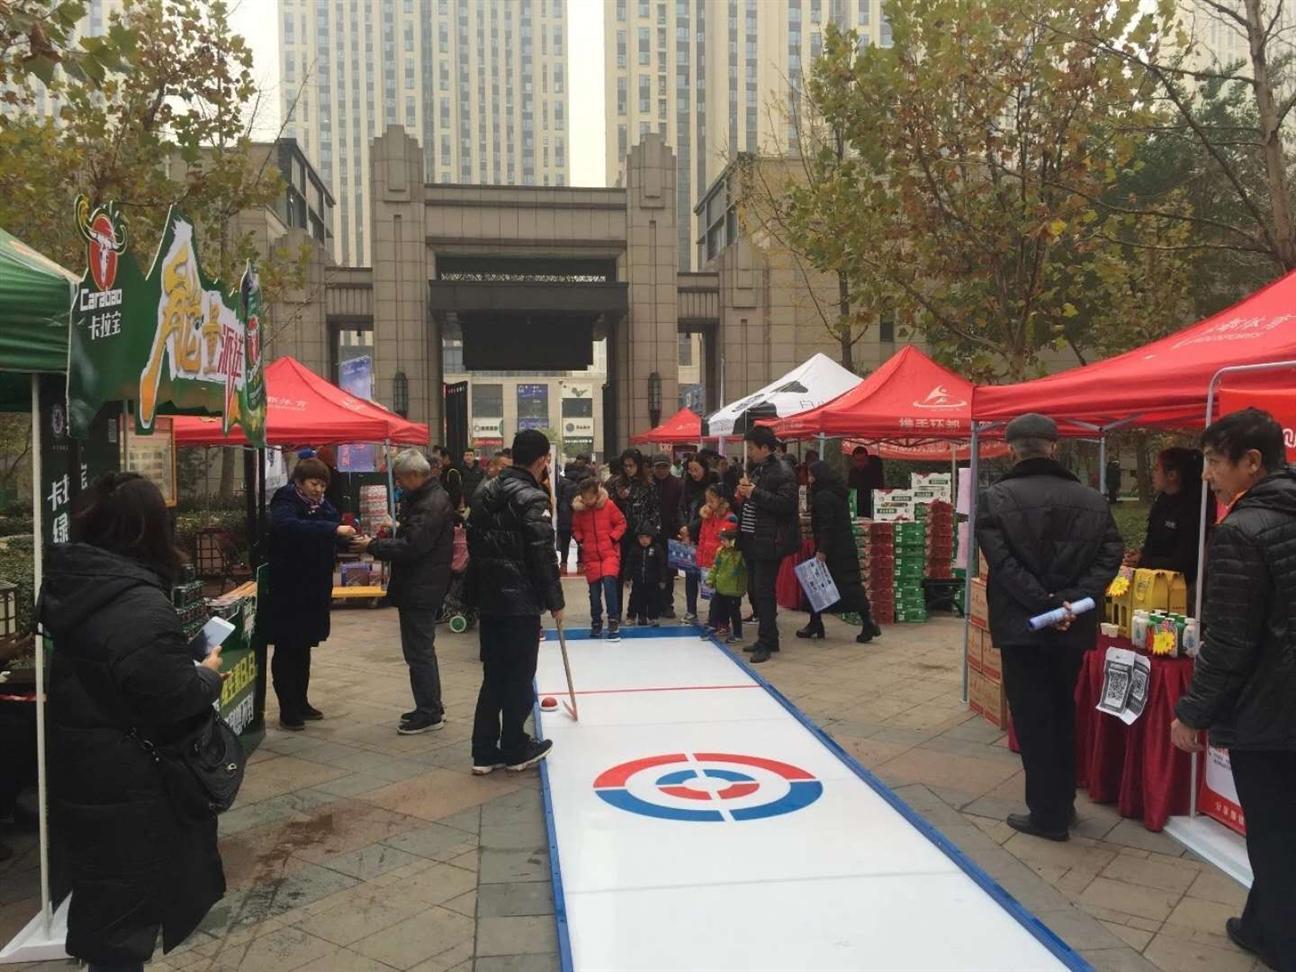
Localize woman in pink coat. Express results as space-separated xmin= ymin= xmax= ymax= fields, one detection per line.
xmin=571 ymin=478 xmax=627 ymax=641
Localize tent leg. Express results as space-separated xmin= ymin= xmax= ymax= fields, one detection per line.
xmin=1098 ymin=434 xmax=1107 ymax=495
xmin=31 ymin=375 xmax=50 ymax=932
xmin=243 ymin=449 xmax=256 ymax=567
xmin=385 ymin=439 xmax=397 ymax=521
xmin=255 ymin=448 xmax=267 ymax=569
xmin=961 ymin=425 xmax=981 ymax=705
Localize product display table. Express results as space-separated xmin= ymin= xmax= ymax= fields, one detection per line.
xmin=1011 ymin=635 xmax=1194 ymax=832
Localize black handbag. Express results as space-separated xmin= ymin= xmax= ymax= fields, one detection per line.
xmin=130 ymin=711 xmax=246 ymax=822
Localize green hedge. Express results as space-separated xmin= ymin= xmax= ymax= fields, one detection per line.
xmin=175 ymin=509 xmax=250 ymax=562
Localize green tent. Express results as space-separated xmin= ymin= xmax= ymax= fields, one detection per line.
xmin=0 ymin=227 xmax=74 ymax=410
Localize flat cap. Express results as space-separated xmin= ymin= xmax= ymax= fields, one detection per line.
xmin=1005 ymin=413 xmax=1058 ymax=442
xmin=651 ymin=452 xmax=672 ymax=466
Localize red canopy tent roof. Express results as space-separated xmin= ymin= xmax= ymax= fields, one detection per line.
xmin=766 ymin=345 xmax=987 ymax=442
xmin=840 ymin=438 xmax=1012 ymax=462
xmin=630 ymin=407 xmax=713 ymax=445
xmin=173 ymin=356 xmax=428 ymax=447
xmin=973 ymin=269 xmax=1296 ymax=429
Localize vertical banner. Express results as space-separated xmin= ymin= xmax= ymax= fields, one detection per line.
xmin=517 ymin=383 xmax=550 ymax=432
xmin=444 ymin=381 xmax=468 ymax=457
xmin=39 ymin=374 xmax=120 ymax=549
xmin=1200 ymin=747 xmax=1247 ymax=836
xmin=336 ymin=355 xmax=375 ymax=472
xmin=67 ymin=198 xmax=266 ymax=446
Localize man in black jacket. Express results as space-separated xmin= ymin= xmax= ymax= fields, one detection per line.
xmin=652 ymin=452 xmax=684 ymax=618
xmin=357 ymin=450 xmax=455 ymax=735
xmin=467 ymin=430 xmax=564 ymax=775
xmin=738 ymin=427 xmax=801 ymax=663
xmin=1172 ymin=408 xmax=1296 ymax=970
xmin=461 ymin=449 xmax=486 ymax=502
xmin=976 ymin=413 xmax=1122 ymax=842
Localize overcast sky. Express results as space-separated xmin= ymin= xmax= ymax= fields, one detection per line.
xmin=228 ymin=0 xmax=608 ymax=188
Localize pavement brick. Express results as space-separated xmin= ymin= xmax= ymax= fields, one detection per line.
xmin=476 ymin=915 xmax=560 ymax=957
xmin=352 ymin=906 xmax=475 ymax=969
xmin=383 ymin=821 xmax=481 ymax=862
xmin=477 ymin=881 xmax=556 ymax=918
xmin=480 ymin=847 xmax=552 ymax=884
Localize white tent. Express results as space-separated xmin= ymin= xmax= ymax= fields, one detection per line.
xmin=705 ymin=352 xmax=861 ymax=437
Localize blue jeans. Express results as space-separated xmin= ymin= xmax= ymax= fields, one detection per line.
xmin=588 ymin=577 xmax=620 ymax=625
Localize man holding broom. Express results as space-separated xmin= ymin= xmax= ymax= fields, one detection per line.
xmin=467 ymin=429 xmax=565 ymax=775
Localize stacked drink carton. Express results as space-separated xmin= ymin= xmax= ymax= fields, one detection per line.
xmin=893 ymin=521 xmax=928 ymax=622
xmin=925 ymin=499 xmax=956 ymax=580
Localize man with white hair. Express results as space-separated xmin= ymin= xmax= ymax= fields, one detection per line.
xmin=355 ymin=449 xmax=455 ymax=734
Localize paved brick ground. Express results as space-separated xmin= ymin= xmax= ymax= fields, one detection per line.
xmin=0 ymin=576 xmax=1263 ymax=971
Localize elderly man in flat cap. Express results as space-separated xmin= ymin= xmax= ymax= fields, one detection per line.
xmin=975 ymin=413 xmax=1123 ymax=841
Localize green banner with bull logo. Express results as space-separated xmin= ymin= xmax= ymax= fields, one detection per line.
xmin=67 ymin=196 xmax=266 ymax=446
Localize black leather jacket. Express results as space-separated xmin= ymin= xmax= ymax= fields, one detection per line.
xmin=1177 ymin=469 xmax=1296 ymax=750
xmin=467 ymin=466 xmax=565 ymax=617
xmin=975 ymin=457 xmax=1123 ymax=649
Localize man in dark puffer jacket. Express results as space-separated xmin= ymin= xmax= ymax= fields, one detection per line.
xmin=357 ymin=449 xmax=455 ymax=735
xmin=976 ymin=413 xmax=1122 ymax=843
xmin=467 ymin=430 xmax=564 ymax=775
xmin=1172 ymin=408 xmax=1296 ymax=971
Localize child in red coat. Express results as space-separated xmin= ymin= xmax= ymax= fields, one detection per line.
xmin=694 ymin=484 xmax=731 ymax=575
xmin=571 ymin=478 xmax=627 ymax=640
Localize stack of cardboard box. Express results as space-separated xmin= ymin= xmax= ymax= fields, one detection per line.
xmin=925 ymin=500 xmax=955 ymax=580
xmin=967 ymin=570 xmax=1009 ymax=728
xmin=861 ymin=521 xmax=896 ymax=625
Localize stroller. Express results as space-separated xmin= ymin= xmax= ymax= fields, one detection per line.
xmin=440 ymin=517 xmax=477 ymax=633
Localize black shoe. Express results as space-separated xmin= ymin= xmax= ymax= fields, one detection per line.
xmin=856 ymin=628 xmax=874 ymax=644
xmin=796 ymin=623 xmax=825 ymax=639
xmin=1006 ymin=813 xmax=1069 ymax=842
xmin=279 ymin=717 xmax=306 ymax=732
xmin=401 ymin=709 xmax=418 ymax=722
xmin=869 ymin=621 xmax=883 ymax=638
xmin=750 ymin=647 xmax=772 ymax=664
xmin=607 ymin=620 xmax=621 ymax=642
xmin=506 ymin=738 xmax=554 ymax=772
xmin=472 ymin=750 xmax=507 ymax=776
xmin=1224 ymin=918 xmax=1276 ymax=968
xmin=302 ymin=704 xmax=324 ymax=721
xmin=398 ymin=713 xmax=446 ymax=735
xmin=590 ymin=621 xmax=603 ymax=638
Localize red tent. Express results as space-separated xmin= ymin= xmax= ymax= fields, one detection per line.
xmin=841 ymin=438 xmax=1012 ymax=462
xmin=630 ymin=407 xmax=712 ymax=445
xmin=173 ymin=356 xmax=429 ymax=447
xmin=767 ymin=345 xmax=986 ymax=441
xmin=973 ymin=270 xmax=1296 ymax=429
xmin=1220 ymin=385 xmax=1296 ymax=461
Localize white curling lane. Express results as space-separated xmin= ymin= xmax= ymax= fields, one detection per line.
xmin=534 ymin=627 xmax=1085 ymax=972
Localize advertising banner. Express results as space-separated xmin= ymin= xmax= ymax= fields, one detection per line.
xmin=1220 ymin=386 xmax=1296 ymax=462
xmin=517 ymin=382 xmax=550 ymax=431
xmin=336 ymin=355 xmax=375 ymax=472
xmin=67 ymin=197 xmax=266 ymax=446
xmin=472 ymin=417 xmax=505 ymax=444
xmin=1200 ymin=746 xmax=1247 ymax=836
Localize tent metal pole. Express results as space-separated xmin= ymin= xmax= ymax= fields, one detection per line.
xmin=385 ymin=439 xmax=397 ymax=521
xmin=961 ymin=423 xmax=982 ymax=705
xmin=1098 ymin=434 xmax=1107 ymax=494
xmin=30 ymin=375 xmax=51 ymax=934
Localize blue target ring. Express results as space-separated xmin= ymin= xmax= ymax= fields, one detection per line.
xmin=594 ymin=753 xmax=824 ymax=822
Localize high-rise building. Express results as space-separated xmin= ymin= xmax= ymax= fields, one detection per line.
xmin=279 ymin=0 xmax=571 ymax=267
xmin=604 ymin=0 xmax=890 ymax=270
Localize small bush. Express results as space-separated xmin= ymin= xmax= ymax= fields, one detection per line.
xmin=0 ymin=538 xmax=36 ymax=635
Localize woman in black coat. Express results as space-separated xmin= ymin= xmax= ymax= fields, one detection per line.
xmin=798 ymin=461 xmax=883 ymax=644
xmin=607 ymin=448 xmax=661 ymax=622
xmin=41 ymin=474 xmax=227 ymax=971
xmin=268 ymin=456 xmax=355 ymax=729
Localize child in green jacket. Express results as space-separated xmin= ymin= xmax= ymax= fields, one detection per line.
xmin=704 ymin=516 xmax=747 ymax=643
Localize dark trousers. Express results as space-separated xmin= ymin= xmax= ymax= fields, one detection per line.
xmin=708 ymin=594 xmax=743 ymax=638
xmin=557 ymin=530 xmax=573 ymax=569
xmin=588 ymin=576 xmax=620 ymax=626
xmin=628 ymin=579 xmax=660 ymax=621
xmin=1000 ymin=642 xmax=1085 ymax=831
xmin=398 ymin=607 xmax=444 ymax=719
xmin=685 ymin=571 xmax=700 ymax=616
xmin=662 ymin=565 xmax=677 ymax=613
xmin=271 ymin=639 xmax=313 ymax=722
xmin=750 ymin=557 xmax=780 ymax=650
xmin=472 ymin=615 xmax=541 ymax=763
xmin=1230 ymin=749 xmax=1296 ymax=971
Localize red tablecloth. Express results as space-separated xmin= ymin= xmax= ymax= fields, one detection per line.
xmin=776 ymin=539 xmax=816 ymax=611
xmin=1009 ymin=635 xmax=1195 ymax=832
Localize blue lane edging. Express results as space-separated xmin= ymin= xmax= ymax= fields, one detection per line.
xmin=533 ymin=624 xmax=1092 ymax=972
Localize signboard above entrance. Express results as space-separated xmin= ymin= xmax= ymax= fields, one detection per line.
xmin=67 ymin=196 xmax=266 ymax=447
